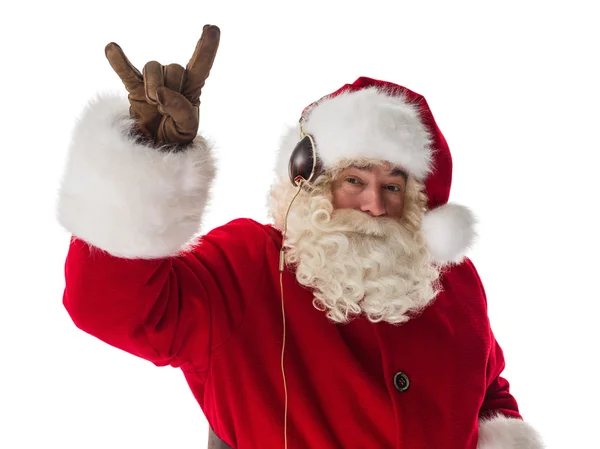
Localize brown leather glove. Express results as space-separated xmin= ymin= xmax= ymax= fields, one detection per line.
xmin=104 ymin=25 xmax=220 ymax=148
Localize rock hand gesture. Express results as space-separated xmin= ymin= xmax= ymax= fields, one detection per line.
xmin=105 ymin=25 xmax=220 ymax=147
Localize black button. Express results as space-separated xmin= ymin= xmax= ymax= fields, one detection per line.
xmin=393 ymin=371 xmax=410 ymax=392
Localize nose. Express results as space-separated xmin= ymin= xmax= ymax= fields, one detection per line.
xmin=360 ymin=186 xmax=387 ymax=217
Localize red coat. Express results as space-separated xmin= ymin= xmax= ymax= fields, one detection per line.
xmin=63 ymin=217 xmax=521 ymax=449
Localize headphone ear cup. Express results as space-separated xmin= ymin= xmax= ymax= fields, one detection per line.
xmin=289 ymin=135 xmax=316 ymax=186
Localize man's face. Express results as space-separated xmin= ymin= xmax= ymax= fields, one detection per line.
xmin=330 ymin=162 xmax=408 ymax=219
xmin=268 ymin=161 xmax=440 ymax=324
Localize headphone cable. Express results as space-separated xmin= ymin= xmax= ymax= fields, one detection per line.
xmin=279 ymin=180 xmax=305 ymax=449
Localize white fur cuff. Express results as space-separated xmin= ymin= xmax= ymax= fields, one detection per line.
xmin=477 ymin=415 xmax=544 ymax=449
xmin=57 ymin=94 xmax=216 ymax=259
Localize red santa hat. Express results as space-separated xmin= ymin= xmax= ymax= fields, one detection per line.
xmin=276 ymin=76 xmax=476 ymax=264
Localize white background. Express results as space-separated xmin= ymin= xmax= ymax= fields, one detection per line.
xmin=1 ymin=1 xmax=598 ymax=448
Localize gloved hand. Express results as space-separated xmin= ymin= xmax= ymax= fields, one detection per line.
xmin=104 ymin=25 xmax=220 ymax=148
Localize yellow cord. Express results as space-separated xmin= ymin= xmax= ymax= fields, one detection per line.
xmin=279 ymin=180 xmax=305 ymax=449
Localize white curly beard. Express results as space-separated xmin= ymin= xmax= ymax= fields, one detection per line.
xmin=269 ymin=178 xmax=442 ymax=325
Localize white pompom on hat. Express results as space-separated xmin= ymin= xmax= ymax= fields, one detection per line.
xmin=276 ymin=76 xmax=476 ymax=264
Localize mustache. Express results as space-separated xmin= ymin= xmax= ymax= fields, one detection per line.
xmin=312 ymin=208 xmax=404 ymax=238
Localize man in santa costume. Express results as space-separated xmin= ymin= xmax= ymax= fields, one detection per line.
xmin=57 ymin=26 xmax=545 ymax=448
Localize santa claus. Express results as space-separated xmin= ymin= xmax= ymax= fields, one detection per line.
xmin=57 ymin=26 xmax=544 ymax=448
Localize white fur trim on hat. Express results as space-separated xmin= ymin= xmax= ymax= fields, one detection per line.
xmin=277 ymin=86 xmax=434 ymax=182
xmin=477 ymin=415 xmax=545 ymax=449
xmin=421 ymin=203 xmax=477 ymax=264
xmin=57 ymin=93 xmax=216 ymax=259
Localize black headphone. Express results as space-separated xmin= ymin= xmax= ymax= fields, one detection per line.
xmin=288 ymin=117 xmax=320 ymax=187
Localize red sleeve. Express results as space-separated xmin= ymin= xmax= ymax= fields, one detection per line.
xmin=63 ymin=218 xmax=269 ymax=374
xmin=464 ymin=259 xmax=522 ymax=421
xmin=479 ymin=336 xmax=522 ymax=420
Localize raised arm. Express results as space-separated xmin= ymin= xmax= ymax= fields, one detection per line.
xmin=57 ymin=27 xmax=267 ymax=374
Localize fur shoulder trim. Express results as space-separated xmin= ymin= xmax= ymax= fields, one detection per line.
xmin=57 ymin=93 xmax=216 ymax=259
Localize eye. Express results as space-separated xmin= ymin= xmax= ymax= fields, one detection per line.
xmin=345 ymin=177 xmax=362 ymax=185
xmin=385 ymin=185 xmax=402 ymax=192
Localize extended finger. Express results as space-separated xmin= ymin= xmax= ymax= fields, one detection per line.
xmin=156 ymin=87 xmax=199 ymax=136
xmin=143 ymin=61 xmax=164 ymax=104
xmin=105 ymin=42 xmax=144 ymax=96
xmin=183 ymin=25 xmax=220 ymax=103
xmin=163 ymin=63 xmax=186 ymax=92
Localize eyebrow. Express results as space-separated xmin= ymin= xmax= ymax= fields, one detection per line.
xmin=350 ymin=164 xmax=408 ymax=180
